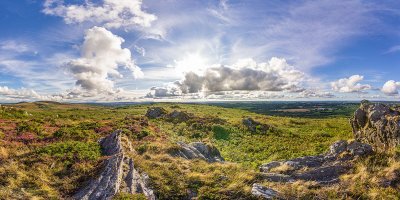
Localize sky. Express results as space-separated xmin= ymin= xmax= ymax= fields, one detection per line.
xmin=1 ymin=0 xmax=400 ymax=102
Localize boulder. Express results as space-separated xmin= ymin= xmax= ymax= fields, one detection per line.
xmin=166 ymin=110 xmax=191 ymax=122
xmin=173 ymin=142 xmax=224 ymax=163
xmin=145 ymin=107 xmax=167 ymax=119
xmin=350 ymin=100 xmax=400 ymax=150
xmin=251 ymin=183 xmax=280 ymax=199
xmin=74 ymin=130 xmax=156 ymax=200
xmin=258 ymin=140 xmax=373 ymax=185
xmin=242 ymin=117 xmax=269 ymax=133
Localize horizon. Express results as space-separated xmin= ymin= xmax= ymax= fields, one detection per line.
xmin=1 ymin=1 xmax=400 ymax=102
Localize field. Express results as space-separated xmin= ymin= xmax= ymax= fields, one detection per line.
xmin=0 ymin=101 xmax=398 ymax=199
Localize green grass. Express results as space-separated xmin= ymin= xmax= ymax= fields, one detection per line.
xmin=0 ymin=101 xmax=395 ymax=199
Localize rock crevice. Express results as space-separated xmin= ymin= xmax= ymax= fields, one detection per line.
xmin=74 ymin=130 xmax=156 ymax=200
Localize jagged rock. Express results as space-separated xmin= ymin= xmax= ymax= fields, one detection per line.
xmin=74 ymin=130 xmax=156 ymax=200
xmin=251 ymin=183 xmax=280 ymax=199
xmin=259 ymin=140 xmax=373 ymax=185
xmin=350 ymin=100 xmax=400 ymax=150
xmin=173 ymin=142 xmax=224 ymax=162
xmin=166 ymin=110 xmax=191 ymax=122
xmin=145 ymin=107 xmax=167 ymax=119
xmin=242 ymin=117 xmax=269 ymax=133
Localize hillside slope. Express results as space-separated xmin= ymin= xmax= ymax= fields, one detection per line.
xmin=0 ymin=102 xmax=398 ymax=199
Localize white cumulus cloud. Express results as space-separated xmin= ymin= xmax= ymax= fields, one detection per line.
xmin=178 ymin=57 xmax=305 ymax=93
xmin=331 ymin=75 xmax=371 ymax=93
xmin=0 ymin=86 xmax=62 ymax=101
xmin=43 ymin=0 xmax=157 ymax=29
xmin=381 ymin=80 xmax=400 ymax=96
xmin=66 ymin=26 xmax=143 ymax=95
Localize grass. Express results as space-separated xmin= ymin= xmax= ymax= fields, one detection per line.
xmin=0 ymin=101 xmax=397 ymax=199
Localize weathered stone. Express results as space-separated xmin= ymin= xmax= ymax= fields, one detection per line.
xmin=258 ymin=139 xmax=373 ymax=185
xmin=284 ymin=155 xmax=325 ymax=170
xmin=260 ymin=161 xmax=282 ymax=172
xmin=350 ymin=101 xmax=400 ymax=150
xmin=145 ymin=107 xmax=167 ymax=119
xmin=74 ymin=130 xmax=156 ymax=200
xmin=347 ymin=141 xmax=373 ymax=157
xmin=166 ymin=110 xmax=191 ymax=122
xmin=328 ymin=140 xmax=348 ymax=156
xmin=251 ymin=183 xmax=280 ymax=199
xmin=242 ymin=117 xmax=269 ymax=133
xmin=174 ymin=142 xmax=224 ymax=163
xmin=259 ymin=173 xmax=294 ymax=183
xmin=293 ymin=165 xmax=351 ymax=184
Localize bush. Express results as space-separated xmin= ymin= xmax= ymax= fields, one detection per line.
xmin=212 ymin=125 xmax=230 ymax=140
xmin=16 ymin=121 xmax=43 ymax=135
xmin=36 ymin=141 xmax=101 ymax=162
xmin=53 ymin=127 xmax=94 ymax=141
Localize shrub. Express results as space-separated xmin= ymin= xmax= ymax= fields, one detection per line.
xmin=36 ymin=141 xmax=101 ymax=162
xmin=16 ymin=121 xmax=43 ymax=135
xmin=53 ymin=127 xmax=94 ymax=141
xmin=212 ymin=125 xmax=230 ymax=140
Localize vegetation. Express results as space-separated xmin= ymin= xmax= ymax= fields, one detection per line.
xmin=0 ymin=101 xmax=398 ymax=199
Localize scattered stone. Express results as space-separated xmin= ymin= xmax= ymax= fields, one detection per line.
xmin=145 ymin=107 xmax=167 ymax=119
xmin=74 ymin=130 xmax=156 ymax=200
xmin=251 ymin=183 xmax=280 ymax=199
xmin=350 ymin=100 xmax=400 ymax=150
xmin=173 ymin=142 xmax=224 ymax=163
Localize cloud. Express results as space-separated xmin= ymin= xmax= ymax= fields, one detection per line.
xmin=331 ymin=75 xmax=371 ymax=93
xmin=178 ymin=57 xmax=305 ymax=93
xmin=145 ymin=83 xmax=182 ymax=98
xmin=299 ymin=90 xmax=335 ymax=98
xmin=0 ymin=40 xmax=31 ymax=53
xmin=66 ymin=26 xmax=143 ymax=95
xmin=381 ymin=80 xmax=400 ymax=96
xmin=43 ymin=0 xmax=157 ymax=29
xmin=384 ymin=45 xmax=400 ymax=54
xmin=0 ymin=86 xmax=61 ymax=101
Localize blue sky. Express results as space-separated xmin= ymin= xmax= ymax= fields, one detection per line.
xmin=1 ymin=0 xmax=400 ymax=102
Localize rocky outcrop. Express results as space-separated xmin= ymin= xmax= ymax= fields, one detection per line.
xmin=242 ymin=117 xmax=269 ymax=133
xmin=74 ymin=130 xmax=156 ymax=200
xmin=166 ymin=110 xmax=192 ymax=122
xmin=145 ymin=107 xmax=167 ymax=119
xmin=350 ymin=100 xmax=400 ymax=150
xmin=251 ymin=184 xmax=280 ymax=199
xmin=172 ymin=142 xmax=224 ymax=163
xmin=258 ymin=140 xmax=372 ymax=185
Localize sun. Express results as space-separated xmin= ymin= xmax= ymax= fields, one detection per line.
xmin=173 ymin=53 xmax=209 ymax=75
